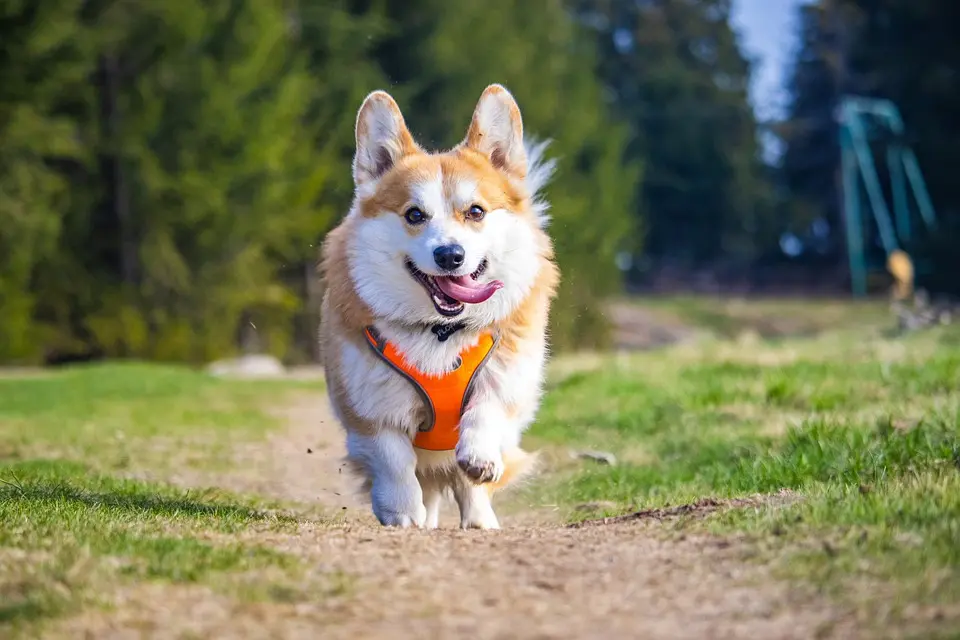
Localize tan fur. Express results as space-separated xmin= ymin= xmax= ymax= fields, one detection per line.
xmin=496 ymin=241 xmax=560 ymax=358
xmin=464 ymin=85 xmax=526 ymax=178
xmin=320 ymin=170 xmax=558 ymax=438
xmin=358 ymin=151 xmax=528 ymax=224
xmin=319 ymin=220 xmax=374 ymax=334
xmin=353 ymin=90 xmax=421 ymax=161
xmin=484 ymin=448 xmax=540 ymax=496
xmin=320 ymin=129 xmax=557 ymax=363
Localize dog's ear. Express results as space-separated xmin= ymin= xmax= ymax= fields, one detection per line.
xmin=353 ymin=91 xmax=418 ymax=191
xmin=463 ymin=84 xmax=527 ymax=179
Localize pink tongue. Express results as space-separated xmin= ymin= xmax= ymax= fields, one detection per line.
xmin=435 ymin=275 xmax=504 ymax=304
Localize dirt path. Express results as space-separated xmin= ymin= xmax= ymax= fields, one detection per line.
xmin=64 ymin=388 xmax=859 ymax=639
xmin=67 ymin=522 xmax=853 ymax=640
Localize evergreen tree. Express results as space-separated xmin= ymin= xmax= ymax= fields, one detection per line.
xmin=777 ymin=0 xmax=853 ymax=264
xmin=285 ymin=0 xmax=389 ymax=359
xmin=573 ymin=0 xmax=772 ymax=269
xmin=33 ymin=0 xmax=324 ymax=361
xmin=0 ymin=1 xmax=96 ymax=361
xmin=0 ymin=0 xmax=641 ymax=361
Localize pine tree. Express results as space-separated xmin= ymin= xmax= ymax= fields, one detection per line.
xmin=777 ymin=1 xmax=850 ymax=263
xmin=33 ymin=0 xmax=325 ymax=362
xmin=0 ymin=1 xmax=96 ymax=361
xmin=843 ymin=0 xmax=960 ymax=222
xmin=283 ymin=0 xmax=389 ymax=359
xmin=1 ymin=0 xmax=639 ymax=361
xmin=573 ymin=0 xmax=772 ymax=269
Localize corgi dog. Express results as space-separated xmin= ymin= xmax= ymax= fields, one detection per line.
xmin=318 ymin=84 xmax=559 ymax=529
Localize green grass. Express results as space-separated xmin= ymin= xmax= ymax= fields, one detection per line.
xmin=0 ymin=361 xmax=318 ymax=470
xmin=0 ymin=363 xmax=324 ymax=636
xmin=0 ymin=459 xmax=303 ymax=630
xmin=628 ymin=294 xmax=891 ymax=339
xmin=713 ymin=470 xmax=960 ymax=605
xmin=1 ymin=301 xmax=958 ymax=636
xmin=531 ymin=322 xmax=960 ymax=628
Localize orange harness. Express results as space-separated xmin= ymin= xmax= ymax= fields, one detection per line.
xmin=363 ymin=326 xmax=498 ymax=451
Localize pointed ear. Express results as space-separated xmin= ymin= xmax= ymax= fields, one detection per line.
xmin=353 ymin=91 xmax=418 ymax=189
xmin=463 ymin=84 xmax=527 ymax=178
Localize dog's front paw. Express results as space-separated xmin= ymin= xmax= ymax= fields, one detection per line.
xmin=456 ymin=443 xmax=503 ymax=484
xmin=371 ymin=480 xmax=427 ymax=528
xmin=376 ymin=505 xmax=427 ymax=528
xmin=461 ymin=510 xmax=500 ymax=530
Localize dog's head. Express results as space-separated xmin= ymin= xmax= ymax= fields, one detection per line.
xmin=344 ymin=84 xmax=555 ymax=329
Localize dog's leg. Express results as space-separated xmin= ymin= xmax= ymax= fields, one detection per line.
xmin=453 ymin=400 xmax=506 ymax=530
xmin=453 ymin=476 xmax=500 ymax=530
xmin=455 ymin=402 xmax=507 ymax=485
xmin=419 ymin=475 xmax=443 ymax=529
xmin=347 ymin=430 xmax=426 ymax=528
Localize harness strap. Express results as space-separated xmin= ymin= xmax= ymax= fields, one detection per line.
xmin=363 ymin=326 xmax=498 ymax=451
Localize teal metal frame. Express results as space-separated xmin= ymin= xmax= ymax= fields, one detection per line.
xmin=838 ymin=96 xmax=937 ymax=295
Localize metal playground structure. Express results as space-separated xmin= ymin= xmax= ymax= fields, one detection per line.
xmin=838 ymin=96 xmax=938 ymax=297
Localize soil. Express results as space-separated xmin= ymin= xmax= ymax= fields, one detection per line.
xmin=48 ymin=390 xmax=865 ymax=640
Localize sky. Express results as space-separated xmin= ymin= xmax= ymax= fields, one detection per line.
xmin=730 ymin=0 xmax=814 ymax=122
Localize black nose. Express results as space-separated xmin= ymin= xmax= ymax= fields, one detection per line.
xmin=434 ymin=244 xmax=465 ymax=271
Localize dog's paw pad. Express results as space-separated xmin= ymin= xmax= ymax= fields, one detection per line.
xmin=457 ymin=457 xmax=501 ymax=484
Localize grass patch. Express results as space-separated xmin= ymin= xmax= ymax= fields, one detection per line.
xmin=0 ymin=364 xmax=336 ymax=636
xmin=706 ymin=468 xmax=960 ymax=632
xmin=725 ymin=414 xmax=959 ymax=492
xmin=1 ymin=302 xmax=957 ymax=635
xmin=0 ymin=361 xmax=319 ymax=471
xmin=533 ymin=323 xmax=960 ymax=630
xmin=630 ymin=295 xmax=890 ymax=339
xmin=0 ymin=458 xmax=304 ymax=634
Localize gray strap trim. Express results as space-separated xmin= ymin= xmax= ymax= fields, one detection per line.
xmin=363 ymin=327 xmax=436 ymax=433
xmin=459 ymin=332 xmax=500 ymax=416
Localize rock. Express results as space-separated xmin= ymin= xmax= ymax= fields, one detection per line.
xmin=207 ymin=354 xmax=285 ymax=378
xmin=572 ymin=449 xmax=617 ymax=466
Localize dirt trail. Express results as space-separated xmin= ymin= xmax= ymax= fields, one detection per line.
xmin=68 ymin=522 xmax=853 ymax=640
xmin=66 ymin=387 xmax=859 ymax=639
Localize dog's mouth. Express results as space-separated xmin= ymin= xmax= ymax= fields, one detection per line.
xmin=404 ymin=258 xmax=504 ymax=317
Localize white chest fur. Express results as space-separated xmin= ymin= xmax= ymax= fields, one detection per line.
xmin=336 ymin=323 xmax=548 ymax=451
xmin=337 ymin=338 xmax=424 ymax=437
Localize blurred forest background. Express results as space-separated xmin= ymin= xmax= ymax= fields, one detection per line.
xmin=1 ymin=0 xmax=958 ymax=364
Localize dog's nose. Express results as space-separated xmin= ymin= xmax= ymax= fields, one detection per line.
xmin=434 ymin=244 xmax=465 ymax=271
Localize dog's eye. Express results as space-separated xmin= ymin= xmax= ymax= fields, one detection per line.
xmin=466 ymin=205 xmax=485 ymax=221
xmin=404 ymin=207 xmax=427 ymax=225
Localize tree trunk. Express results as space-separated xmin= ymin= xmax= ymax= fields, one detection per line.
xmin=101 ymin=53 xmax=137 ymax=286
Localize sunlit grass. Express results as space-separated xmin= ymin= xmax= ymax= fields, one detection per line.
xmin=531 ymin=323 xmax=960 ymax=627
xmin=0 ymin=364 xmax=323 ymax=635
